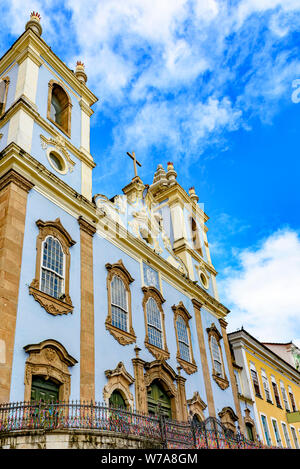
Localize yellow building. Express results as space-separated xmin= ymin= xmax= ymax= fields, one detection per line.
xmin=228 ymin=329 xmax=300 ymax=449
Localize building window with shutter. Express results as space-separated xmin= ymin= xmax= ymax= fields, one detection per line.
xmin=288 ymin=386 xmax=297 ymax=412
xmin=261 ymin=369 xmax=272 ymax=402
xmin=282 ymin=422 xmax=292 ymax=448
xmin=290 ymin=426 xmax=299 ymax=449
xmin=271 ymin=419 xmax=282 ymax=447
xmin=261 ymin=414 xmax=271 ymax=446
xmin=280 ymin=381 xmax=290 ymax=412
xmin=271 ymin=376 xmax=282 ymax=408
xmin=250 ymin=364 xmax=261 ymax=398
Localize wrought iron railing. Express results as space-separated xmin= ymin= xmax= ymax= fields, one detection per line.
xmin=0 ymin=401 xmax=281 ymax=449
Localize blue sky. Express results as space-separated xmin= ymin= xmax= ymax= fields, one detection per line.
xmin=1 ymin=0 xmax=300 ymax=346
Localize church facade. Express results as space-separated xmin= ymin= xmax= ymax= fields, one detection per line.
xmin=0 ymin=13 xmax=247 ymax=446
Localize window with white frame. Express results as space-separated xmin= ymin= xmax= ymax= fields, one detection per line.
xmin=271 ymin=419 xmax=282 ymax=447
xmin=261 ymin=415 xmax=271 ymax=446
xmin=111 ymin=275 xmax=128 ymax=332
xmin=261 ymin=369 xmax=272 ymax=402
xmin=234 ymin=370 xmax=242 ymax=395
xmin=271 ymin=376 xmax=282 ymax=408
xmin=288 ymin=386 xmax=297 ymax=412
xmin=250 ymin=363 xmax=261 ymax=397
xmin=40 ymin=236 xmax=64 ymax=299
xmin=281 ymin=422 xmax=292 ymax=449
xmin=146 ymin=297 xmax=163 ymax=349
xmin=280 ymin=381 xmax=290 ymax=412
xmin=290 ymin=426 xmax=299 ymax=449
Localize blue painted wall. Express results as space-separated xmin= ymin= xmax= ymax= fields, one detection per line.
xmin=10 ymin=189 xmax=81 ymax=402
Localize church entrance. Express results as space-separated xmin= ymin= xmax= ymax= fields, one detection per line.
xmin=147 ymin=380 xmax=172 ymax=419
xmin=109 ymin=390 xmax=126 ymax=409
xmin=31 ymin=376 xmax=60 ymax=402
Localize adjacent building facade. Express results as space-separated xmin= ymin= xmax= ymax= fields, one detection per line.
xmin=229 ymin=329 xmax=300 ymax=449
xmin=0 ymin=13 xmax=247 ymax=447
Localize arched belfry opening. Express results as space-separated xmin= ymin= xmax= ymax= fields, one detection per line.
xmin=48 ymin=81 xmax=72 ymax=136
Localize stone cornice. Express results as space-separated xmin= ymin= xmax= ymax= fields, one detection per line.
xmin=0 ymin=168 xmax=34 ymax=193
xmin=0 ymin=28 xmax=98 ymax=106
xmin=16 ymin=45 xmax=44 ymax=67
xmin=228 ymin=330 xmax=300 ymax=383
xmin=0 ymin=96 xmax=96 ymax=169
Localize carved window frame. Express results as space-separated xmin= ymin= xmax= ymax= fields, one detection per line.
xmin=24 ymin=339 xmax=77 ymax=402
xmin=105 ymin=260 xmax=136 ymax=345
xmin=207 ymin=323 xmax=229 ymax=390
xmin=172 ymin=302 xmax=197 ymax=375
xmin=142 ymin=286 xmax=170 ymax=361
xmin=47 ymin=80 xmax=72 ymax=138
xmin=0 ymin=76 xmax=10 ymax=117
xmin=29 ymin=218 xmax=75 ymax=316
xmin=103 ymin=362 xmax=135 ymax=410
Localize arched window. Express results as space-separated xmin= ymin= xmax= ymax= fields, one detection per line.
xmin=29 ymin=218 xmax=75 ymax=316
xmin=41 ymin=236 xmax=64 ymax=299
xmin=47 ymin=81 xmax=72 ymax=137
xmin=245 ymin=422 xmax=254 ymax=441
xmin=111 ymin=275 xmax=128 ymax=332
xmin=0 ymin=77 xmax=9 ymax=116
xmin=176 ymin=315 xmax=190 ymax=362
xmin=207 ymin=323 xmax=229 ymax=389
xmin=190 ymin=216 xmax=203 ymax=256
xmin=109 ymin=389 xmax=126 ymax=409
xmin=105 ymin=260 xmax=136 ymax=345
xmin=147 ymin=298 xmax=163 ymax=349
xmin=173 ymin=302 xmax=197 ymax=374
xmin=142 ymin=286 xmax=169 ymax=360
xmin=211 ymin=335 xmax=222 ymax=376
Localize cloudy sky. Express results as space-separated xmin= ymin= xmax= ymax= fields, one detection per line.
xmin=1 ymin=0 xmax=300 ymax=346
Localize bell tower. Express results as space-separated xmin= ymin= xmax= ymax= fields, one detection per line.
xmin=0 ymin=12 xmax=98 ymax=200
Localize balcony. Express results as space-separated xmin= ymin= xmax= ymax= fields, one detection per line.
xmin=0 ymin=401 xmax=280 ymax=450
xmin=286 ymin=411 xmax=300 ymax=424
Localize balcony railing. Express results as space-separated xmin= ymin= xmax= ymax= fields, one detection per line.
xmin=0 ymin=401 xmax=281 ymax=449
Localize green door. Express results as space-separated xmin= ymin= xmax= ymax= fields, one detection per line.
xmin=109 ymin=390 xmax=126 ymax=409
xmin=31 ymin=376 xmax=59 ymax=403
xmin=147 ymin=380 xmax=172 ymax=419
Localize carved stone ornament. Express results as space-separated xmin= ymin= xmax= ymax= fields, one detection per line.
xmin=218 ymin=407 xmax=238 ymax=434
xmin=142 ymin=286 xmax=170 ymax=361
xmin=103 ymin=362 xmax=135 ymax=409
xmin=172 ymin=302 xmax=197 ymax=375
xmin=40 ymin=134 xmax=75 ymax=173
xmin=212 ymin=373 xmax=230 ymax=390
xmin=29 ymin=218 xmax=76 ymax=316
xmin=187 ymin=391 xmax=207 ymax=421
xmin=105 ymin=260 xmax=136 ymax=345
xmin=144 ymin=360 xmax=181 ymax=420
xmin=23 ymin=339 xmax=77 ymax=401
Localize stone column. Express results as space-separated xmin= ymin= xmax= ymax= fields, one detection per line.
xmin=0 ymin=169 xmax=33 ymax=402
xmin=78 ymin=216 xmax=96 ymax=402
xmin=176 ymin=367 xmax=188 ymax=421
xmin=219 ymin=318 xmax=245 ymax=435
xmin=192 ymin=299 xmax=216 ymax=418
xmin=132 ymin=347 xmax=147 ymax=413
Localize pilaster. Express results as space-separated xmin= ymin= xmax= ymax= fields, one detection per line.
xmin=219 ymin=318 xmax=246 ymax=435
xmin=132 ymin=347 xmax=147 ymax=412
xmin=0 ymin=169 xmax=33 ymax=402
xmin=192 ymin=299 xmax=216 ymax=418
xmin=176 ymin=368 xmax=189 ymax=421
xmin=78 ymin=216 xmax=96 ymax=401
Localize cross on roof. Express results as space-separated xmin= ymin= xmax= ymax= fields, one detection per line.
xmin=126 ymin=151 xmax=141 ymax=178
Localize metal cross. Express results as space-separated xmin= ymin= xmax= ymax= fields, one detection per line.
xmin=126 ymin=151 xmax=141 ymax=178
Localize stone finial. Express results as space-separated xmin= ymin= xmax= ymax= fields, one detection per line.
xmin=134 ymin=346 xmax=141 ymax=358
xmin=75 ymin=61 xmax=88 ymax=84
xmin=150 ymin=164 xmax=168 ymax=195
xmin=166 ymin=161 xmax=177 ymax=186
xmin=189 ymin=186 xmax=199 ymax=203
xmin=25 ymin=11 xmax=42 ymax=36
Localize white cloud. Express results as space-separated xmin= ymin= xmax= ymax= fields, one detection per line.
xmin=219 ymin=229 xmax=300 ymax=345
